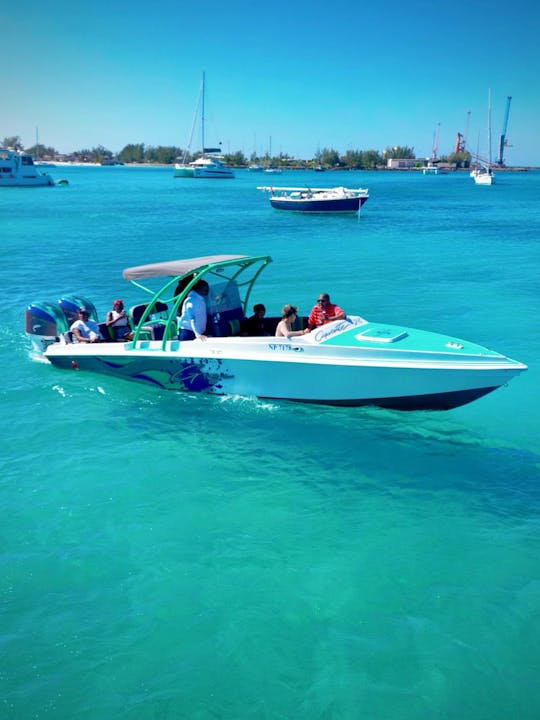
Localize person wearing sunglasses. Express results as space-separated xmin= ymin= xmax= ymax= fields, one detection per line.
xmin=70 ymin=307 xmax=104 ymax=343
xmin=307 ymin=293 xmax=346 ymax=330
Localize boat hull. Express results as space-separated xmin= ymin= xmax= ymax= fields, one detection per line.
xmin=0 ymin=174 xmax=55 ymax=187
xmin=270 ymin=196 xmax=366 ymax=213
xmin=174 ymin=165 xmax=195 ymax=177
xmin=471 ymin=168 xmax=494 ymax=185
xmin=0 ymin=149 xmax=55 ymax=187
xmin=192 ymin=168 xmax=235 ymax=178
xmin=43 ymin=334 xmax=526 ymax=411
xmin=473 ymin=173 xmax=494 ymax=185
xmin=174 ymin=163 xmax=234 ymax=179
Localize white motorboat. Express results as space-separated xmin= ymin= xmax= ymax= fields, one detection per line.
xmin=0 ymin=148 xmax=55 ymax=187
xmin=258 ymin=186 xmax=369 ymax=213
xmin=25 ymin=255 xmax=527 ymax=411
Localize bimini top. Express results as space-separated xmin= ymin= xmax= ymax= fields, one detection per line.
xmin=120 ymin=254 xmax=273 ymax=344
xmin=122 ymin=255 xmax=263 ymax=281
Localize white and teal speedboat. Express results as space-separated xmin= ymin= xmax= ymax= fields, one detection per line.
xmin=25 ymin=254 xmax=527 ymax=410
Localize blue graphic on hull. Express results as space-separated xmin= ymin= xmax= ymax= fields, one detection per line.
xmin=172 ymin=363 xmax=214 ymax=391
xmin=95 ymin=355 xmax=231 ymax=393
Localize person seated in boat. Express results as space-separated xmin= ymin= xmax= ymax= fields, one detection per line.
xmin=244 ymin=303 xmax=269 ymax=336
xmin=177 ymin=280 xmax=209 ymax=341
xmin=70 ymin=307 xmax=104 ymax=343
xmin=308 ymin=293 xmax=346 ymax=330
xmin=105 ymin=299 xmax=134 ymax=341
xmin=275 ymin=305 xmax=311 ymax=338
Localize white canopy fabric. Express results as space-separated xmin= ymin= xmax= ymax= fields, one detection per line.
xmin=122 ymin=255 xmax=249 ymax=281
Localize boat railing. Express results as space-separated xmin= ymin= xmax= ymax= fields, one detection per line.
xmin=126 ymin=256 xmax=273 ymax=350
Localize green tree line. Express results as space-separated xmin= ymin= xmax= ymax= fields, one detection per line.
xmin=2 ymin=135 xmax=471 ymax=168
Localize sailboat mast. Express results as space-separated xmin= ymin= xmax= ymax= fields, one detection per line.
xmin=182 ymin=77 xmax=204 ymax=163
xmin=487 ymin=88 xmax=492 ymax=166
xmin=201 ymin=71 xmax=205 ymax=154
xmin=431 ymin=122 xmax=440 ymax=160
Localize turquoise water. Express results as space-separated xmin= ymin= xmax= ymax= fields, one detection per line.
xmin=2 ymin=167 xmax=539 ymax=719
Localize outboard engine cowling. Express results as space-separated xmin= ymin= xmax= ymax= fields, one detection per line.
xmin=25 ymin=301 xmax=69 ymax=355
xmin=58 ymin=295 xmax=98 ymax=325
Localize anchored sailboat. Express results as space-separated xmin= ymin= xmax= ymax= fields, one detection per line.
xmin=174 ymin=73 xmax=234 ymax=179
xmin=264 ymin=136 xmax=281 ymax=174
xmin=471 ymin=89 xmax=495 ymax=186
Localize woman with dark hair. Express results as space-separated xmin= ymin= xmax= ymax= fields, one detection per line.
xmin=245 ymin=303 xmax=268 ymax=336
xmin=106 ymin=299 xmax=134 ymax=341
xmin=174 ymin=273 xmax=196 ymax=297
xmin=275 ymin=304 xmax=310 ymax=338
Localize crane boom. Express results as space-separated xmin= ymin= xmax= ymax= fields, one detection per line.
xmin=497 ymin=96 xmax=512 ymax=165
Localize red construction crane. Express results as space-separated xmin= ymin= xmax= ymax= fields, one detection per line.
xmin=454 ymin=111 xmax=470 ymax=154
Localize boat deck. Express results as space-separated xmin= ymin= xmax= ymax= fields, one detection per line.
xmin=319 ymin=321 xmax=511 ymax=360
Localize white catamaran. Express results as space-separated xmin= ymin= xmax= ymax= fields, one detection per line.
xmin=174 ymin=73 xmax=234 ymax=179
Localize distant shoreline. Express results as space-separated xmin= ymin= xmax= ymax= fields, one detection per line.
xmin=49 ymin=162 xmax=537 ymax=172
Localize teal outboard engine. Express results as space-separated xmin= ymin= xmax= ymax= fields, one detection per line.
xmin=25 ymin=301 xmax=69 ymax=355
xmin=58 ymin=295 xmax=98 ymax=325
xmin=25 ymin=294 xmax=99 ymax=356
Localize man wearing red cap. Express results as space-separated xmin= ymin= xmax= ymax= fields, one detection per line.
xmin=106 ymin=299 xmax=134 ymax=341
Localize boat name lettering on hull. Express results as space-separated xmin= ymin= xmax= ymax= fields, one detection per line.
xmin=268 ymin=344 xmax=304 ymax=352
xmin=314 ymin=319 xmax=358 ymax=343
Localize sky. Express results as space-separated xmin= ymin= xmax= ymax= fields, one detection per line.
xmin=4 ymin=0 xmax=540 ymax=165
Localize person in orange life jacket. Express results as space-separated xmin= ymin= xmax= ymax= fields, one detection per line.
xmin=307 ymin=293 xmax=345 ymax=330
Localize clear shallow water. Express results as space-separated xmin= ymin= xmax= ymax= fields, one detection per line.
xmin=2 ymin=167 xmax=539 ymax=719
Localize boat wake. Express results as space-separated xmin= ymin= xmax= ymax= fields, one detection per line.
xmin=217 ymin=393 xmax=279 ymax=412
